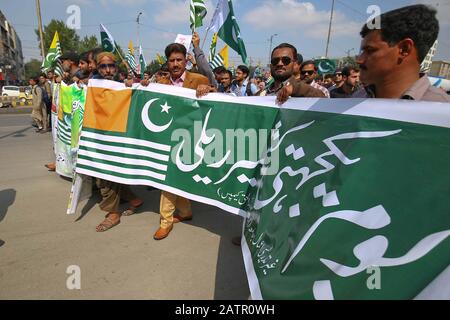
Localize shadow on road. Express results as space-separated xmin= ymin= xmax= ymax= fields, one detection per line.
xmin=0 ymin=239 xmax=4 ymax=248
xmin=0 ymin=188 xmax=16 ymax=223
xmin=0 ymin=126 xmax=32 ymax=140
xmin=75 ymin=193 xmax=100 ymax=222
xmin=188 ymin=202 xmax=249 ymax=300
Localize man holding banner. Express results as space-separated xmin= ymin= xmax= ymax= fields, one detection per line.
xmin=153 ymin=43 xmax=210 ymax=240
xmin=91 ymin=52 xmax=144 ymax=232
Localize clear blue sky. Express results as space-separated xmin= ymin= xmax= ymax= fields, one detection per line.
xmin=1 ymin=0 xmax=449 ymax=66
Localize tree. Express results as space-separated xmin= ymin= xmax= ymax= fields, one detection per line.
xmin=24 ymin=59 xmax=42 ymax=79
xmin=36 ymin=20 xmax=80 ymax=54
xmin=147 ymin=59 xmax=162 ymax=75
xmin=78 ymin=35 xmax=100 ymax=53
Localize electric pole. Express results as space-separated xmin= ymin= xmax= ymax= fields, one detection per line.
xmin=36 ymin=0 xmax=45 ymax=59
xmin=325 ymin=0 xmax=335 ymax=58
xmin=268 ymin=33 xmax=278 ymax=65
xmin=136 ymin=12 xmax=142 ymax=49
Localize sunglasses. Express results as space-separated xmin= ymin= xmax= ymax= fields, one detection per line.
xmin=98 ymin=63 xmax=116 ymax=69
xmin=301 ymin=70 xmax=315 ymax=75
xmin=271 ymin=56 xmax=292 ymax=66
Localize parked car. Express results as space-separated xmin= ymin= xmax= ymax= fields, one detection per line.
xmin=1 ymin=85 xmax=20 ymax=97
xmin=0 ymin=86 xmax=32 ymax=107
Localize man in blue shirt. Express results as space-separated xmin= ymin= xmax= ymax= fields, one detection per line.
xmin=231 ymin=65 xmax=258 ymax=96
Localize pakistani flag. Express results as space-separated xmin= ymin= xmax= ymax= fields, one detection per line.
xmin=41 ymin=31 xmax=63 ymax=77
xmin=208 ymin=0 xmax=248 ymax=64
xmin=75 ymin=81 xmax=450 ymax=300
xmin=190 ymin=0 xmax=207 ymax=32
xmin=315 ymin=58 xmax=336 ymax=75
xmin=100 ymin=23 xmax=117 ymax=53
xmin=139 ymin=46 xmax=147 ymax=78
xmin=125 ymin=40 xmax=138 ymax=74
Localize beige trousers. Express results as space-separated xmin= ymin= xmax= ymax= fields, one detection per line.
xmin=159 ymin=191 xmax=192 ymax=228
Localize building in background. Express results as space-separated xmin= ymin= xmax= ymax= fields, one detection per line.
xmin=421 ymin=40 xmax=438 ymax=73
xmin=0 ymin=10 xmax=25 ymax=87
xmin=429 ymin=60 xmax=450 ymax=80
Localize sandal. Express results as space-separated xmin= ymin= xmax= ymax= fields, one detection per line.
xmin=122 ymin=200 xmax=144 ymax=216
xmin=96 ymin=217 xmax=121 ymax=232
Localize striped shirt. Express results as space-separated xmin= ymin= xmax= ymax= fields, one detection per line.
xmin=310 ymin=80 xmax=330 ymax=98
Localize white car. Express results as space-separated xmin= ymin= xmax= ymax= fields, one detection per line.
xmin=1 ymin=85 xmax=20 ymax=97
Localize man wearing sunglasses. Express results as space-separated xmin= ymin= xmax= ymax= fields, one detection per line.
xmin=300 ymin=60 xmax=330 ymax=98
xmin=264 ymin=43 xmax=325 ymax=102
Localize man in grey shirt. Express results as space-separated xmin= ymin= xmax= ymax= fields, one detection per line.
xmin=357 ymin=4 xmax=450 ymax=102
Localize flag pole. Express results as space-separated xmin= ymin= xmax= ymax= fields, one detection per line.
xmin=200 ymin=28 xmax=211 ymax=51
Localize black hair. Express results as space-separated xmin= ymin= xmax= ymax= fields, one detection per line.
xmin=160 ymin=64 xmax=169 ymax=73
xmin=220 ymin=69 xmax=233 ymax=79
xmin=301 ymin=60 xmax=316 ymax=71
xmin=271 ymin=43 xmax=298 ymax=60
xmin=237 ymin=65 xmax=250 ymax=76
xmin=79 ymin=51 xmax=90 ymax=63
xmin=360 ymin=4 xmax=439 ymax=62
xmin=88 ymin=47 xmax=103 ymax=62
xmin=165 ymin=43 xmax=187 ymax=59
xmin=213 ymin=66 xmax=226 ymax=74
xmin=342 ymin=66 xmax=360 ymax=77
xmin=39 ymin=73 xmax=47 ymax=78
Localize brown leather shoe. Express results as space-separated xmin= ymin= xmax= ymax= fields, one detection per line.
xmin=45 ymin=163 xmax=56 ymax=171
xmin=173 ymin=214 xmax=193 ymax=223
xmin=153 ymin=224 xmax=173 ymax=240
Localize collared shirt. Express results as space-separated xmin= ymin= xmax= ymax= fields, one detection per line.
xmin=231 ymin=79 xmax=258 ymax=96
xmin=360 ymin=75 xmax=450 ymax=102
xmin=401 ymin=75 xmax=450 ymax=102
xmin=170 ymin=71 xmax=186 ymax=87
xmin=310 ymin=80 xmax=330 ymax=98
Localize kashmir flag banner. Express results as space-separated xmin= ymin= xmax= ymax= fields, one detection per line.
xmin=77 ymin=80 xmax=450 ymax=299
xmin=56 ymin=83 xmax=86 ymax=178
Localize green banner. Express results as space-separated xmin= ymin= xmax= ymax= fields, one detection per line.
xmin=56 ymin=83 xmax=86 ymax=178
xmin=75 ymin=80 xmax=450 ymax=299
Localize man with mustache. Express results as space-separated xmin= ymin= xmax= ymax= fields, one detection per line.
xmin=265 ymin=43 xmax=325 ymax=102
xmin=93 ymin=52 xmax=144 ymax=232
xmin=153 ymin=43 xmax=210 ymax=240
xmin=356 ymin=4 xmax=450 ymax=102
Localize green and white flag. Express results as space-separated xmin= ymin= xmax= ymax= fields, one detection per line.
xmin=315 ymin=58 xmax=336 ymax=75
xmin=139 ymin=46 xmax=147 ymax=78
xmin=100 ymin=23 xmax=116 ymax=53
xmin=125 ymin=40 xmax=138 ymax=74
xmin=209 ymin=33 xmax=218 ymax=62
xmin=208 ymin=0 xmax=248 ymax=64
xmin=56 ymin=83 xmax=86 ymax=178
xmin=209 ymin=54 xmax=224 ymax=70
xmin=190 ymin=0 xmax=207 ymax=32
xmin=75 ymin=80 xmax=450 ymax=299
xmin=41 ymin=31 xmax=63 ymax=77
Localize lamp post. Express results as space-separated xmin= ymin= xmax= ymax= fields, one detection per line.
xmin=136 ymin=12 xmax=143 ymax=48
xmin=268 ymin=33 xmax=278 ymax=65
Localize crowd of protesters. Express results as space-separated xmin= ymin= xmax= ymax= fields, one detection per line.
xmin=32 ymin=4 xmax=450 ymax=241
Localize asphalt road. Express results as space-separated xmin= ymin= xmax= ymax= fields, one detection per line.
xmin=0 ymin=114 xmax=249 ymax=299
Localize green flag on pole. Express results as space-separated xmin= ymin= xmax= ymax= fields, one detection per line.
xmin=190 ymin=0 xmax=207 ymax=32
xmin=41 ymin=31 xmax=63 ymax=77
xmin=100 ymin=23 xmax=117 ymax=53
xmin=208 ymin=0 xmax=248 ymax=64
xmin=315 ymin=58 xmax=337 ymax=75
xmin=139 ymin=46 xmax=147 ymax=78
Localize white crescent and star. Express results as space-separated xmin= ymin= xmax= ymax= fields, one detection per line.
xmin=141 ymin=98 xmax=173 ymax=133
